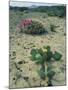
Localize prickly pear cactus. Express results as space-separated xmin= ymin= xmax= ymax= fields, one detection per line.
xmin=30 ymin=45 xmax=62 ymax=85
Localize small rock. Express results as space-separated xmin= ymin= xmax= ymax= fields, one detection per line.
xmin=18 ymin=60 xmax=27 ymax=64
xmin=23 ymin=77 xmax=29 ymax=81
xmin=13 ymin=77 xmax=16 ymax=80
xmin=13 ymin=51 xmax=16 ymax=56
xmin=18 ymin=61 xmax=23 ymax=64
xmin=41 ymin=40 xmax=43 ymax=43
xmin=17 ymin=43 xmax=20 ymax=45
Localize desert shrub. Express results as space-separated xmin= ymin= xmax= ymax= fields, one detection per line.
xmin=9 ymin=6 xmax=28 ymax=11
xmin=32 ymin=6 xmax=66 ymax=18
xmin=50 ymin=24 xmax=56 ymax=32
xmin=19 ymin=19 xmax=46 ymax=35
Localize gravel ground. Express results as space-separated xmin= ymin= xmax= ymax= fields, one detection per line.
xmin=9 ymin=11 xmax=66 ymax=88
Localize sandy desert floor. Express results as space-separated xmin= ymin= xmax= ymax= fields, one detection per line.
xmin=9 ymin=11 xmax=66 ymax=88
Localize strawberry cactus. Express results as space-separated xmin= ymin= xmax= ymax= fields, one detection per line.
xmin=19 ymin=19 xmax=46 ymax=34
xmin=30 ymin=46 xmax=62 ymax=85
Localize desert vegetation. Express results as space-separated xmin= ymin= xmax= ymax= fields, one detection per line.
xmin=9 ymin=3 xmax=66 ymax=88
xmin=30 ymin=46 xmax=62 ymax=85
xmin=19 ymin=19 xmax=46 ymax=34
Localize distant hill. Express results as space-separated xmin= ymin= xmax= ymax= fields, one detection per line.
xmin=9 ymin=5 xmax=66 ymax=18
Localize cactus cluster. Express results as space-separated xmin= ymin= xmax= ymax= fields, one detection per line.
xmin=19 ymin=19 xmax=46 ymax=34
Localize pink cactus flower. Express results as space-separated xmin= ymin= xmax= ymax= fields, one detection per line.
xmin=19 ymin=19 xmax=32 ymax=29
